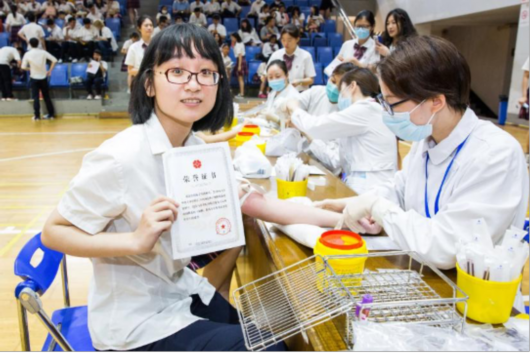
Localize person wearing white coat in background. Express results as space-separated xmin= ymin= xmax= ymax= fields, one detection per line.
xmin=287 ymin=67 xmax=397 ymax=194
xmin=264 ymin=59 xmax=300 ymax=113
xmin=315 ymin=36 xmax=529 ymax=271
xmin=293 ymin=62 xmax=356 ymax=175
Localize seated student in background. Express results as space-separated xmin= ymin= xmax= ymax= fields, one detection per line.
xmin=336 ymin=10 xmax=380 ymax=71
xmin=267 ymin=24 xmax=316 ymax=92
xmin=204 ymin=0 xmax=221 ymax=16
xmin=45 ymin=19 xmax=65 ymax=63
xmin=40 ymin=0 xmax=58 ymax=19
xmin=257 ymin=4 xmax=270 ymax=26
xmin=220 ymin=43 xmax=233 ymax=78
xmin=262 ymin=34 xmax=279 ymax=60
xmin=286 ymin=67 xmax=398 ymax=194
xmin=208 ymin=14 xmax=226 ymax=41
xmin=238 ymin=19 xmax=261 ymax=46
xmin=57 ymin=0 xmax=76 ymax=14
xmin=264 ymin=59 xmax=299 ymax=112
xmin=121 ymin=32 xmax=139 ymax=94
xmin=248 ymin=0 xmax=265 ymax=18
xmin=153 ymin=15 xmax=169 ymax=37
xmin=213 ymin=32 xmax=223 ymax=46
xmin=62 ymin=17 xmax=80 ymax=62
xmin=85 ymin=49 xmax=107 ymax=100
xmin=172 ymin=0 xmax=190 ymax=20
xmin=21 ymin=0 xmax=41 ymax=15
xmin=93 ymin=19 xmax=118 ymax=60
xmin=157 ymin=6 xmax=171 ymax=21
xmin=221 ymin=0 xmax=241 ymax=18
xmin=76 ymin=18 xmax=97 ymax=62
xmin=317 ymin=36 xmax=529 ymax=271
xmin=6 ymin=6 xmax=26 ymax=48
xmin=189 ymin=0 xmax=204 ymax=13
xmin=277 ymin=5 xmax=289 ymax=28
xmin=86 ymin=3 xmax=103 ymax=22
xmin=290 ymin=6 xmax=305 ymax=31
xmin=231 ymin=32 xmax=247 ymax=98
xmin=260 ymin=16 xmax=279 ymax=42
xmin=376 ymin=8 xmax=417 ymax=57
xmin=189 ymin=7 xmax=207 ymax=27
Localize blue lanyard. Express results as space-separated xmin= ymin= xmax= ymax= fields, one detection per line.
xmin=424 ymin=137 xmax=469 ymax=218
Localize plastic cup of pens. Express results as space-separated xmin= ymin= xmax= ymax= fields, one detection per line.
xmin=455 ymin=220 xmax=529 ymax=324
xmin=276 ymin=178 xmax=308 ymax=199
xmin=275 ymin=155 xmax=310 ymax=200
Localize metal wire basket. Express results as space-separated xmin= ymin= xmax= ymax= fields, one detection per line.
xmin=233 ymin=251 xmax=468 ymax=351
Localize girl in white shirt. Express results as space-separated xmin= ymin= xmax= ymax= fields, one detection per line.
xmin=42 ymin=24 xmax=341 ymax=351
xmin=238 ymin=18 xmax=261 ymax=46
xmin=287 ymin=67 xmax=397 ymax=195
xmin=157 ymin=5 xmax=172 ymax=21
xmin=203 ymin=0 xmax=221 ymax=16
xmin=261 ymin=35 xmax=279 ymax=59
xmin=265 ymin=59 xmax=299 ymax=112
xmin=230 ymin=32 xmax=246 ymax=98
xmin=6 ymin=6 xmax=25 ymax=47
xmin=337 ymin=10 xmax=380 ymax=71
xmin=290 ymin=6 xmax=305 ymax=30
xmin=375 ymin=8 xmax=417 ymax=58
xmin=125 ymin=15 xmax=153 ymax=79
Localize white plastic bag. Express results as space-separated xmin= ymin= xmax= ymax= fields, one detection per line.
xmin=233 ymin=143 xmax=272 ymax=179
xmin=265 ymin=128 xmax=305 ymax=157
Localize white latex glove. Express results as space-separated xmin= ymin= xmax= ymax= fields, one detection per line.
xmin=313 ymin=198 xmax=347 ymax=213
xmin=341 ymin=194 xmax=393 ymax=234
xmin=358 ymin=216 xmax=383 ymax=235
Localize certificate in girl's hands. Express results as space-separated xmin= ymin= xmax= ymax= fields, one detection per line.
xmin=163 ymin=142 xmax=245 ymax=260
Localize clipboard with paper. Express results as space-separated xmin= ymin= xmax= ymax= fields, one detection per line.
xmin=163 ymin=142 xmax=245 ymax=259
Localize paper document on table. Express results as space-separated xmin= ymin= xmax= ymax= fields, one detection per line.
xmin=86 ymin=60 xmax=100 ymax=74
xmin=163 ymin=142 xmax=245 ymax=259
xmin=324 ymin=58 xmax=343 ymax=77
xmin=363 ymin=236 xmax=399 ymax=251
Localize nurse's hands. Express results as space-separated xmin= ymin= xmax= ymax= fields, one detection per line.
xmin=341 ymin=194 xmax=379 ymax=234
xmin=358 ymin=217 xmax=383 ymax=235
xmin=132 ymin=196 xmax=179 ymax=254
xmin=284 ymin=100 xmax=300 ymax=116
xmin=313 ymin=198 xmax=348 ymax=213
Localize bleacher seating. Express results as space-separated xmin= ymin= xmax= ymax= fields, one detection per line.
xmin=313 ymin=62 xmax=323 ymax=85
xmin=0 ymin=33 xmax=9 ymax=48
xmin=223 ymin=18 xmax=239 ymax=34
xmin=323 ymin=20 xmax=336 ymax=34
xmin=317 ymin=46 xmax=333 ymax=67
xmin=246 ymin=46 xmax=262 ymax=62
xmin=247 ymin=61 xmax=261 ymax=86
xmin=328 ymin=33 xmax=343 ymax=48
xmin=48 ymin=64 xmax=69 ymax=90
xmin=301 ymin=46 xmax=316 ymax=62
xmin=105 ymin=18 xmax=121 ymax=41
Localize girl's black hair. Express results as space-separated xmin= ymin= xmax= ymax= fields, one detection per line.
xmin=332 ymin=62 xmax=355 ymax=77
xmin=281 ymin=24 xmax=300 ymax=39
xmin=231 ymin=32 xmax=242 ymax=43
xmin=354 ymin=10 xmax=375 ymax=36
xmin=339 ymin=67 xmax=380 ymax=98
xmin=136 ymin=14 xmax=153 ymax=30
xmin=240 ymin=18 xmax=252 ymax=33
xmin=267 ymin=59 xmax=288 ymax=76
xmin=381 ymin=8 xmax=417 ymax=46
xmin=291 ymin=6 xmax=301 ymax=16
xmin=129 ymin=24 xmax=234 ymax=132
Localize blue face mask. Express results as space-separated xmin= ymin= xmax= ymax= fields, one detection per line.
xmin=382 ymin=100 xmax=436 ymax=141
xmin=268 ymin=78 xmax=286 ymax=92
xmin=354 ymin=27 xmax=371 ymax=40
xmin=338 ymin=96 xmax=352 ymax=111
xmin=326 ymin=80 xmax=339 ymax=103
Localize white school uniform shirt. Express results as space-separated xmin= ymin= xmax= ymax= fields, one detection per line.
xmin=47 ymin=25 xmax=64 ymax=40
xmin=76 ymin=25 xmax=97 ymax=41
xmin=19 ymin=23 xmax=45 ymax=49
xmin=152 ymin=26 xmax=161 ymax=37
xmin=233 ymin=42 xmax=245 ymax=58
xmin=21 ymin=48 xmax=57 ymax=79
xmin=189 ymin=12 xmax=207 ymax=27
xmin=20 ymin=1 xmax=41 ymax=14
xmin=101 ymin=26 xmax=118 ymax=51
xmin=0 ymin=46 xmax=21 ymax=65
xmin=266 ymin=83 xmax=299 ymax=112
xmin=292 ymin=98 xmax=397 ymax=194
xmin=63 ymin=25 xmax=79 ymax=42
xmin=523 ymin=57 xmax=529 ymax=72
xmin=370 ymin=108 xmax=529 ymax=270
xmin=238 ymin=28 xmax=261 ymax=45
xmin=208 ymin=23 xmax=226 ymax=37
xmin=337 ymin=37 xmax=380 ymax=67
xmin=121 ymin=38 xmax=133 ymax=52
xmin=125 ymin=39 xmax=147 ymax=70
xmin=262 ymin=42 xmax=278 ymax=58
xmin=221 ymin=1 xmax=240 ymax=13
xmin=249 ymin=0 xmax=265 ymax=15
xmin=156 ymin=11 xmax=171 ymax=21
xmin=57 ymin=113 xmax=217 ymax=351
xmin=58 ymin=2 xmax=76 ymax=13
xmin=189 ymin=1 xmax=204 ymax=12
xmin=86 ymin=11 xmax=103 ymax=23
xmin=268 ymin=47 xmax=316 ymax=92
xmin=204 ymin=1 xmax=221 ymax=14
xmin=6 ymin=13 xmax=26 ymax=27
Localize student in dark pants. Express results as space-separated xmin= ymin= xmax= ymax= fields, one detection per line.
xmin=85 ymin=49 xmax=107 ymax=99
xmin=21 ymin=38 xmax=57 ymax=120
xmin=0 ymin=46 xmax=21 ymax=100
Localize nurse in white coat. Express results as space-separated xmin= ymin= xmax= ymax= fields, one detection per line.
xmin=316 ymin=36 xmax=529 ymax=270
xmin=265 ymin=59 xmax=300 ymax=112
xmin=287 ymin=67 xmax=397 ymax=194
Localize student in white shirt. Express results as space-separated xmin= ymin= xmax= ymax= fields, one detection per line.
xmin=265 ymin=59 xmax=299 ymax=113
xmin=41 ymin=24 xmax=340 ymax=352
xmin=121 ymin=32 xmax=139 ymax=93
xmin=76 ymin=18 xmax=98 ymax=61
xmin=93 ymin=19 xmax=118 ymax=59
xmin=238 ymin=19 xmax=261 ymax=46
xmin=220 ymin=43 xmax=233 ymax=78
xmin=45 ymin=19 xmax=64 ymax=62
xmin=208 ymin=14 xmax=226 ymax=41
xmin=259 ymin=15 xmax=279 ymax=42
xmin=85 ymin=49 xmax=107 ymax=99
xmin=290 ymin=6 xmax=305 ymax=29
xmin=189 ymin=0 xmax=204 ymax=13
xmin=18 ymin=12 xmax=46 ymax=50
xmin=0 ymin=46 xmax=21 ymax=100
xmin=287 ymin=67 xmax=398 ymax=194
xmin=257 ymin=4 xmax=270 ymax=26
xmin=204 ymin=0 xmax=221 ymax=15
xmin=152 ymin=15 xmax=169 ymax=37
xmin=189 ymin=7 xmax=207 ymax=27
xmin=261 ymin=35 xmax=279 ymax=60
xmin=21 ymin=38 xmax=57 ymax=120
xmin=5 ymin=6 xmax=26 ymax=47
xmin=318 ymin=36 xmax=529 ymax=271
xmin=62 ymin=17 xmax=80 ymax=62
xmin=336 ymin=10 xmax=380 ymax=70
xmin=231 ymin=32 xmax=246 ymax=98
xmin=375 ymin=8 xmax=417 ymax=58
xmin=248 ymin=0 xmax=264 ymax=17
xmin=221 ymin=0 xmax=240 ymax=18
xmin=86 ymin=3 xmax=103 ymax=22
xmin=20 ymin=0 xmax=41 ymax=15
xmin=267 ymin=24 xmax=315 ymax=92
xmin=125 ymin=15 xmax=154 ymax=78
xmin=157 ymin=5 xmax=172 ymax=21
xmin=57 ymin=0 xmax=75 ymax=14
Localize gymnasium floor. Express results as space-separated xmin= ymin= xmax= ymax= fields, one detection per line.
xmin=0 ymin=116 xmax=528 ymax=351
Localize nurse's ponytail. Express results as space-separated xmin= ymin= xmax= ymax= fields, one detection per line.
xmin=339 ymin=68 xmax=380 ymax=98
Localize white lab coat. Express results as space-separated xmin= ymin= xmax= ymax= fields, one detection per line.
xmin=370 ymin=108 xmax=529 ymax=269
xmin=291 ymin=98 xmax=398 ymax=194
xmin=297 ymin=85 xmax=341 ymax=174
xmin=266 ymin=83 xmax=300 ymax=112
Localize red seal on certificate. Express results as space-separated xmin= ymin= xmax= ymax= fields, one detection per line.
xmin=216 ymin=218 xmax=231 ymax=235
xmin=193 ymin=160 xmax=202 ymax=169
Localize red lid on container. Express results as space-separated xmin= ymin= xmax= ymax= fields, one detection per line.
xmin=319 ymin=230 xmax=363 ymax=250
xmin=238 ymin=132 xmax=255 ymax=137
xmin=244 ymin=124 xmax=259 ymax=128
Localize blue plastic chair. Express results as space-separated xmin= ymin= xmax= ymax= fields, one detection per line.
xmin=295 ymin=0 xmax=309 ymax=6
xmin=159 ymin=0 xmax=172 ymax=6
xmin=310 ymin=32 xmax=326 ymax=43
xmin=309 ymin=0 xmax=321 ymax=7
xmin=49 ymin=64 xmax=69 ymax=89
xmin=15 ymin=233 xmax=94 ymax=351
xmin=313 ymin=37 xmax=327 ymax=47
xmin=283 ymin=0 xmax=294 ymax=9
xmin=228 ymin=47 xmax=236 ymax=64
xmin=247 ymin=61 xmax=261 ymax=86
xmin=299 ymin=37 xmax=311 ymax=47
xmin=76 ymin=18 xmax=84 ymax=27
xmin=105 ymin=18 xmax=121 ymax=41
xmin=13 ymin=72 xmax=29 ymax=90
xmin=240 ymin=6 xmax=251 ymax=18
xmin=223 ymin=18 xmax=239 ymax=34
xmin=323 ymin=19 xmax=336 ymax=34
xmin=301 ymin=46 xmax=316 ymax=62
xmin=0 ymin=32 xmax=9 ymax=47
xmin=70 ymin=63 xmax=88 ymax=97
xmin=54 ymin=19 xmax=65 ymax=29
xmin=328 ymin=32 xmax=343 ymax=48
xmin=333 ymin=46 xmax=341 ymax=57
xmin=38 ymin=18 xmax=48 ymax=27
xmin=524 ymin=219 xmax=529 ymax=243
xmin=317 ymin=46 xmax=333 ymax=67
xmin=300 ymin=6 xmax=311 ymax=17
xmin=246 ymin=46 xmax=262 ymax=62
xmin=313 ymin=62 xmax=323 ymax=85
xmin=246 ymin=17 xmax=256 ymax=28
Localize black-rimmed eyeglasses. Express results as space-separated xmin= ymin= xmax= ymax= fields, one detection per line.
xmin=155 ymin=68 xmax=221 ymax=86
xmin=376 ymin=93 xmax=409 ymax=116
